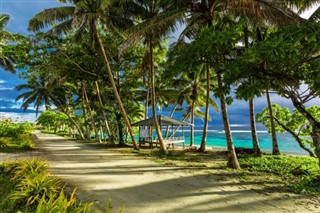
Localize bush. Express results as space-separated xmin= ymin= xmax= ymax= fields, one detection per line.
xmin=0 ymin=159 xmax=95 ymax=212
xmin=0 ymin=118 xmax=33 ymax=138
xmin=239 ymin=154 xmax=320 ymax=195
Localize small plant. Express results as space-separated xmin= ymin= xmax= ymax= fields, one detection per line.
xmin=0 ymin=159 xmax=99 ymax=212
xmin=0 ymin=137 xmax=9 ymax=148
xmin=35 ymin=188 xmax=94 ymax=213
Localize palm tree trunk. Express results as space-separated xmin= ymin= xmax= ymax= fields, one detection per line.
xmin=93 ymin=27 xmax=139 ymax=150
xmin=116 ymin=113 xmax=125 ymax=146
xmin=249 ymin=99 xmax=262 ymax=156
xmin=80 ymin=84 xmax=91 ymax=141
xmin=266 ymin=89 xmax=280 ymax=155
xmin=217 ymin=72 xmax=240 ymax=169
xmin=81 ymin=105 xmax=91 ymax=141
xmin=149 ymin=39 xmax=166 ymax=153
xmin=190 ymin=99 xmax=195 ymax=147
xmin=145 ymin=86 xmax=149 ymax=119
xmin=95 ymin=81 xmax=115 ymax=144
xmin=83 ymin=83 xmax=101 ymax=143
xmin=199 ymin=63 xmax=210 ymax=152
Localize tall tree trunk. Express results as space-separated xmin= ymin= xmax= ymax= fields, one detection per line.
xmin=217 ymin=72 xmax=240 ymax=169
xmin=95 ymin=81 xmax=115 ymax=144
xmin=93 ymin=26 xmax=139 ymax=150
xmin=149 ymin=39 xmax=166 ymax=153
xmin=266 ymin=89 xmax=280 ymax=155
xmin=116 ymin=113 xmax=125 ymax=146
xmin=145 ymin=87 xmax=149 ymax=119
xmin=199 ymin=63 xmax=210 ymax=152
xmin=81 ymin=88 xmax=91 ymax=141
xmin=190 ymin=99 xmax=195 ymax=147
xmin=83 ymin=83 xmax=101 ymax=143
xmin=82 ymin=106 xmax=91 ymax=141
xmin=244 ymin=27 xmax=261 ymax=157
xmin=249 ymin=99 xmax=262 ymax=156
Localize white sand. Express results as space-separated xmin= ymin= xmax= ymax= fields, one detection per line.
xmin=2 ymin=132 xmax=319 ymax=213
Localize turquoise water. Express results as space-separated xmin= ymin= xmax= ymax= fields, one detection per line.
xmin=104 ymin=126 xmax=311 ymax=155
xmin=175 ymin=129 xmax=310 ymax=155
xmin=182 ymin=130 xmax=307 ymax=154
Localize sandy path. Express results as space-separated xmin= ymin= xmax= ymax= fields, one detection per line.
xmin=17 ymin=132 xmax=320 ymax=212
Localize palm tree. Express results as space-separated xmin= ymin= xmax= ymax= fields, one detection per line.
xmin=123 ymin=0 xmax=184 ymax=153
xmin=15 ymin=76 xmax=64 ymax=116
xmin=174 ymin=0 xmax=309 ymax=168
xmin=28 ymin=0 xmax=140 ymax=150
xmin=0 ymin=14 xmax=15 ymax=73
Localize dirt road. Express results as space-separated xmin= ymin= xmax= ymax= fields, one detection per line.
xmin=19 ymin=132 xmax=320 ymax=212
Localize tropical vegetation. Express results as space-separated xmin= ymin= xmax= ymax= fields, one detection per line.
xmin=0 ymin=0 xmax=319 ymax=171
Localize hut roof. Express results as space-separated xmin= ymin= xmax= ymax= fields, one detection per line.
xmin=131 ymin=115 xmax=192 ymax=127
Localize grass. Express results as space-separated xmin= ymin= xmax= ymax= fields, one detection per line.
xmin=124 ymin=148 xmax=320 ymax=196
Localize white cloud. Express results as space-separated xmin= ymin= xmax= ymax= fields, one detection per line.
xmin=0 ymin=112 xmax=37 ymax=123
xmin=0 ymin=87 xmax=14 ymax=90
xmin=0 ymin=80 xmax=6 ymax=84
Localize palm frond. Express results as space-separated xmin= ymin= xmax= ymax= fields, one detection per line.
xmin=0 ymin=57 xmax=15 ymax=73
xmin=28 ymin=6 xmax=75 ymax=32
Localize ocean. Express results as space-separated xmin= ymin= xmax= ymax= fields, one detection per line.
xmin=165 ymin=125 xmax=311 ymax=156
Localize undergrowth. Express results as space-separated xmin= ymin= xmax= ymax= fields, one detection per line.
xmin=0 ymin=159 xmax=96 ymax=212
xmin=131 ymin=149 xmax=320 ymax=195
xmin=238 ymin=154 xmax=320 ymax=195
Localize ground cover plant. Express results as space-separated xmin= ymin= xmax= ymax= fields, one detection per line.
xmin=0 ymin=159 xmax=95 ymax=212
xmin=127 ymin=148 xmax=320 ymax=196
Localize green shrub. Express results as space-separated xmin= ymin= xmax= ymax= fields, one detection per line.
xmin=0 ymin=137 xmax=9 ymax=148
xmin=0 ymin=159 xmax=101 ymax=212
xmin=239 ymin=154 xmax=320 ymax=195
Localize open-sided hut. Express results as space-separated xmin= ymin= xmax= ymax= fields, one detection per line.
xmin=132 ymin=115 xmax=192 ymax=148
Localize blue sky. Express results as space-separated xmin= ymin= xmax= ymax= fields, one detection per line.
xmin=0 ymin=1 xmax=319 ymax=126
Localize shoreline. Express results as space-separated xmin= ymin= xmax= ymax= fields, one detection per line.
xmin=173 ymin=143 xmax=310 ymax=157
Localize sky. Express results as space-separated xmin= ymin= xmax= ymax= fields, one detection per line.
xmin=0 ymin=0 xmax=319 ymax=127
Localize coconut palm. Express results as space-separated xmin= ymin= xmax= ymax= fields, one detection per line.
xmin=173 ymin=0 xmax=310 ymax=168
xmin=15 ymin=76 xmax=65 ymax=116
xmin=28 ymin=0 xmax=140 ymax=150
xmin=0 ymin=14 xmax=15 ymax=73
xmin=123 ymin=0 xmax=184 ymax=153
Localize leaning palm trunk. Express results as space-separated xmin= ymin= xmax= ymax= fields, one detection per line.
xmin=199 ymin=63 xmax=210 ymax=152
xmin=217 ymin=72 xmax=240 ymax=169
xmin=266 ymin=89 xmax=280 ymax=155
xmin=95 ymin=81 xmax=115 ymax=145
xmin=149 ymin=39 xmax=166 ymax=153
xmin=249 ymin=99 xmax=262 ymax=156
xmin=83 ymin=83 xmax=101 ymax=143
xmin=93 ymin=26 xmax=139 ymax=150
